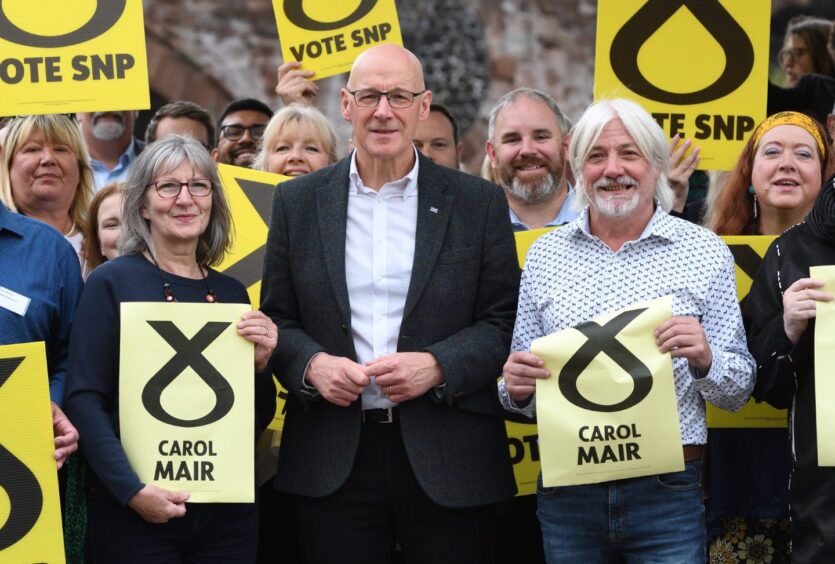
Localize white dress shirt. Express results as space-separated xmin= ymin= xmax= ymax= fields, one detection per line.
xmin=346 ymin=150 xmax=419 ymax=409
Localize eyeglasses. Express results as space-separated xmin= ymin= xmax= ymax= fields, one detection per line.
xmin=778 ymin=46 xmax=808 ymax=65
xmin=148 ymin=178 xmax=213 ymax=198
xmin=347 ymin=88 xmax=426 ymax=109
xmin=219 ymin=124 xmax=266 ymax=141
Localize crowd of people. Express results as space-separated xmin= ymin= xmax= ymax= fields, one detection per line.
xmin=2 ymin=11 xmax=835 ymax=564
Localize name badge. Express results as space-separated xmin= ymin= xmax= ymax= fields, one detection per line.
xmin=0 ymin=286 xmax=31 ymax=316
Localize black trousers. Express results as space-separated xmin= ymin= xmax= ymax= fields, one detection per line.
xmin=293 ymin=414 xmax=498 ymax=564
xmin=85 ymin=476 xmax=258 ymax=564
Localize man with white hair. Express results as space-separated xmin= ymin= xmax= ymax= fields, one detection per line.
xmin=76 ymin=110 xmax=143 ymax=190
xmin=499 ymin=98 xmax=754 ymax=561
xmin=486 ymin=88 xmax=578 ymax=230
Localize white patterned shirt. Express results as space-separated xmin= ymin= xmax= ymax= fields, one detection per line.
xmin=498 ymin=205 xmax=755 ymax=445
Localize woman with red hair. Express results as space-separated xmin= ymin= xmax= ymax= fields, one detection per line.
xmin=704 ymin=111 xmax=834 ymax=562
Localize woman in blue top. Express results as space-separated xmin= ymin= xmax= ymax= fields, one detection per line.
xmin=64 ymin=135 xmax=277 ymax=563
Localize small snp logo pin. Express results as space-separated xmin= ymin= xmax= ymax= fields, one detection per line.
xmin=429 ymin=206 xmax=439 ymax=214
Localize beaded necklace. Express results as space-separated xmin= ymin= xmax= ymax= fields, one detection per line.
xmin=146 ymin=252 xmax=217 ymax=303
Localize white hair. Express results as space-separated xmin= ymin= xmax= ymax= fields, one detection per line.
xmin=569 ymin=99 xmax=674 ymax=212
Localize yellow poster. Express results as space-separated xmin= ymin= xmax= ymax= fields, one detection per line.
xmin=272 ymin=0 xmax=403 ymax=80
xmin=506 ymin=228 xmax=555 ymax=494
xmin=594 ymin=0 xmax=770 ymax=170
xmin=216 ymin=163 xmax=288 ymax=308
xmin=0 ymin=0 xmax=149 ymax=116
xmin=0 ymin=342 xmax=64 ymax=563
xmin=216 ymin=163 xmax=289 ymax=433
xmin=708 ymin=235 xmax=787 ymax=428
xmin=533 ymin=296 xmax=683 ymax=487
xmin=811 ymin=265 xmax=835 ymax=466
xmin=119 ymin=303 xmax=255 ymax=503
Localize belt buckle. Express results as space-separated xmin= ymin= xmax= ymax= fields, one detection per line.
xmin=362 ymin=408 xmax=394 ymax=424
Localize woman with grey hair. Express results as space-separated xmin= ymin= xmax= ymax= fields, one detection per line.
xmin=64 ymin=135 xmax=277 ymax=563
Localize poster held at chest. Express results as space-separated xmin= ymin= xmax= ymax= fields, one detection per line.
xmin=533 ymin=296 xmax=683 ymax=487
xmin=120 ymin=302 xmax=254 ymax=502
xmin=811 ymin=265 xmax=835 ymax=466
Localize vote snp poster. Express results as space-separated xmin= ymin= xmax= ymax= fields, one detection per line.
xmin=0 ymin=342 xmax=64 ymax=564
xmin=505 ymin=228 xmax=554 ymax=495
xmin=216 ymin=164 xmax=289 ymax=433
xmin=533 ymin=296 xmax=683 ymax=487
xmin=594 ymin=0 xmax=770 ymax=170
xmin=811 ymin=265 xmax=835 ymax=466
xmin=120 ymin=303 xmax=254 ymax=503
xmin=0 ymin=0 xmax=149 ymax=116
xmin=272 ymin=0 xmax=403 ymax=80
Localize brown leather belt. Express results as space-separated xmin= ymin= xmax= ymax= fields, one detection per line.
xmin=683 ymin=444 xmax=703 ymax=462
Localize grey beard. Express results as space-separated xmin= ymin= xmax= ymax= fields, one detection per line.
xmin=507 ymin=173 xmax=558 ymax=205
xmin=91 ymin=120 xmax=125 ymax=141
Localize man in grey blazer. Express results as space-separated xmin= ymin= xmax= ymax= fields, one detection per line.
xmin=260 ymin=44 xmax=519 ymax=563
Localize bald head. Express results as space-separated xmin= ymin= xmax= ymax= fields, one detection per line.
xmin=341 ymin=43 xmax=432 ymax=184
xmin=347 ymin=44 xmax=425 ymax=91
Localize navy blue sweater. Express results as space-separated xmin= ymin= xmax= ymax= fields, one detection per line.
xmin=64 ymin=254 xmax=275 ymax=505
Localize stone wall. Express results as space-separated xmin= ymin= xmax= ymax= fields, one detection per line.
xmin=143 ymin=0 xmax=828 ymax=170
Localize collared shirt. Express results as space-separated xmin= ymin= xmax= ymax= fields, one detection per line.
xmin=509 ymin=188 xmax=580 ymax=232
xmin=498 ymin=205 xmax=755 ymax=445
xmin=0 ymin=204 xmax=83 ymax=403
xmin=90 ymin=137 xmax=138 ymax=191
xmin=346 ymin=150 xmax=419 ymax=409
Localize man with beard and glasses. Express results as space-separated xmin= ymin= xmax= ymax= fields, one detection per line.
xmin=486 ymin=88 xmax=578 ymax=231
xmin=499 ymin=98 xmax=754 ymax=563
xmin=212 ymin=98 xmax=273 ymax=169
xmin=76 ymin=111 xmax=143 ymax=191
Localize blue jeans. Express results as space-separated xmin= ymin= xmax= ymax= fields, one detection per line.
xmin=537 ymin=461 xmax=705 ymax=563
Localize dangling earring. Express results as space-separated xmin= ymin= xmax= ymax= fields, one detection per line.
xmin=748 ymin=185 xmax=758 ymax=220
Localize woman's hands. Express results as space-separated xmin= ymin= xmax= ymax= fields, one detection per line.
xmin=238 ymin=311 xmax=278 ymax=372
xmin=128 ymin=484 xmax=189 ymax=523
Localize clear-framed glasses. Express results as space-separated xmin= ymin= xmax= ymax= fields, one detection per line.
xmin=347 ymin=88 xmax=426 ymax=109
xmin=778 ymin=46 xmax=808 ymax=65
xmin=148 ymin=178 xmax=213 ymax=198
xmin=219 ymin=124 xmax=266 ymax=141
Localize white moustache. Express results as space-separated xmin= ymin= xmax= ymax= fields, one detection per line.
xmin=593 ymin=175 xmax=639 ymax=189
